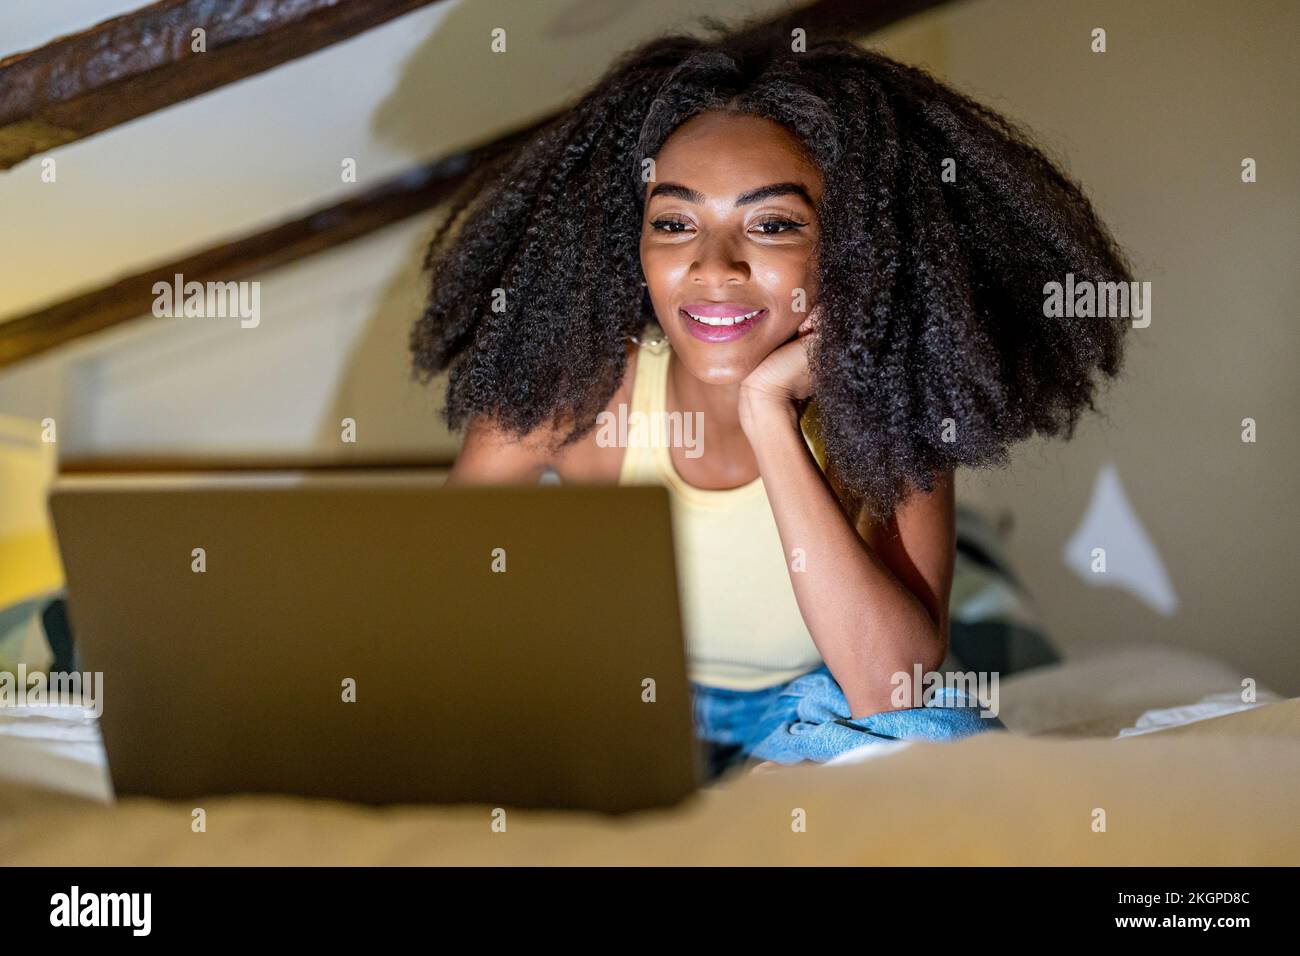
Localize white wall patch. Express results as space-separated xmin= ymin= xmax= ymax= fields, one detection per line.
xmin=1063 ymin=463 xmax=1178 ymax=615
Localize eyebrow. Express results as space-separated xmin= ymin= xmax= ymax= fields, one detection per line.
xmin=648 ymin=181 xmax=815 ymax=207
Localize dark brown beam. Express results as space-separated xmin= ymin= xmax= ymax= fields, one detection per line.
xmin=0 ymin=0 xmax=443 ymax=170
xmin=0 ymin=125 xmax=537 ymax=367
xmin=743 ymin=0 xmax=950 ymax=39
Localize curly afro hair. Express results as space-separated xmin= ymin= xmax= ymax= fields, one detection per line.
xmin=411 ymin=19 xmax=1132 ymax=517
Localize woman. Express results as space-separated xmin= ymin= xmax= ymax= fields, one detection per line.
xmin=411 ymin=23 xmax=1130 ymax=775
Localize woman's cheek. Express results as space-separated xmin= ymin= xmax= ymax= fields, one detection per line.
xmin=640 ymin=246 xmax=685 ymax=294
xmin=754 ymin=264 xmax=813 ymax=337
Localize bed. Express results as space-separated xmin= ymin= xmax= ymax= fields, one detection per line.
xmin=2 ymin=639 xmax=1296 ymax=866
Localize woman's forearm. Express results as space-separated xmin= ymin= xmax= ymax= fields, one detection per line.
xmin=740 ymin=393 xmax=947 ymax=718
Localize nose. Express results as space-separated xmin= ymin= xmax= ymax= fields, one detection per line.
xmin=690 ymin=233 xmax=750 ymax=287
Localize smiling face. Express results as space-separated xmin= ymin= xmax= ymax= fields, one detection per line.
xmin=639 ymin=111 xmax=824 ymax=385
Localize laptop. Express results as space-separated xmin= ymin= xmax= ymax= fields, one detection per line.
xmin=48 ymin=469 xmax=702 ymax=813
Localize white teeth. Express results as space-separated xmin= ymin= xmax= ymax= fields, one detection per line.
xmin=685 ymin=309 xmax=762 ymax=326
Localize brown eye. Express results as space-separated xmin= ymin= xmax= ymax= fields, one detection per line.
xmin=650 ymin=218 xmax=691 ymax=233
xmin=752 ymin=217 xmax=806 ymax=235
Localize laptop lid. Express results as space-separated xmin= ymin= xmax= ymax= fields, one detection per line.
xmin=48 ymin=472 xmax=700 ymax=812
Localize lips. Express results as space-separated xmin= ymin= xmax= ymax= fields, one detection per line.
xmin=679 ymin=302 xmax=768 ymax=342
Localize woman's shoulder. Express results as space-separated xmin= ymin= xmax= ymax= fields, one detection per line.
xmin=448 ymin=412 xmax=556 ymax=483
xmin=456 ymin=343 xmax=640 ymax=474
xmin=551 ymin=341 xmax=641 ymax=481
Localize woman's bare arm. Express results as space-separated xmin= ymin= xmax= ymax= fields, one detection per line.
xmin=741 ymin=393 xmax=955 ymax=718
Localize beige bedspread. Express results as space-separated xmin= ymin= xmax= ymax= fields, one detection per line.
xmin=2 ymin=698 xmax=1297 ymax=866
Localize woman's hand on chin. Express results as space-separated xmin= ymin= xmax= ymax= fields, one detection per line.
xmin=738 ymin=309 xmax=818 ymax=435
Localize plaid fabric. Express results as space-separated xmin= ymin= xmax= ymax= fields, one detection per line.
xmin=948 ymin=505 xmax=1060 ymax=675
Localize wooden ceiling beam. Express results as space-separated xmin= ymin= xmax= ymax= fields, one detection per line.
xmin=0 ymin=0 xmax=444 ymax=170
xmin=0 ymin=127 xmax=534 ymax=368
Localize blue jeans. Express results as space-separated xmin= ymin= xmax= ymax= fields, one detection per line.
xmin=691 ymin=663 xmax=1004 ymax=779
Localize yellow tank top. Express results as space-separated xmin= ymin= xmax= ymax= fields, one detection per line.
xmin=617 ymin=340 xmax=826 ymax=690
